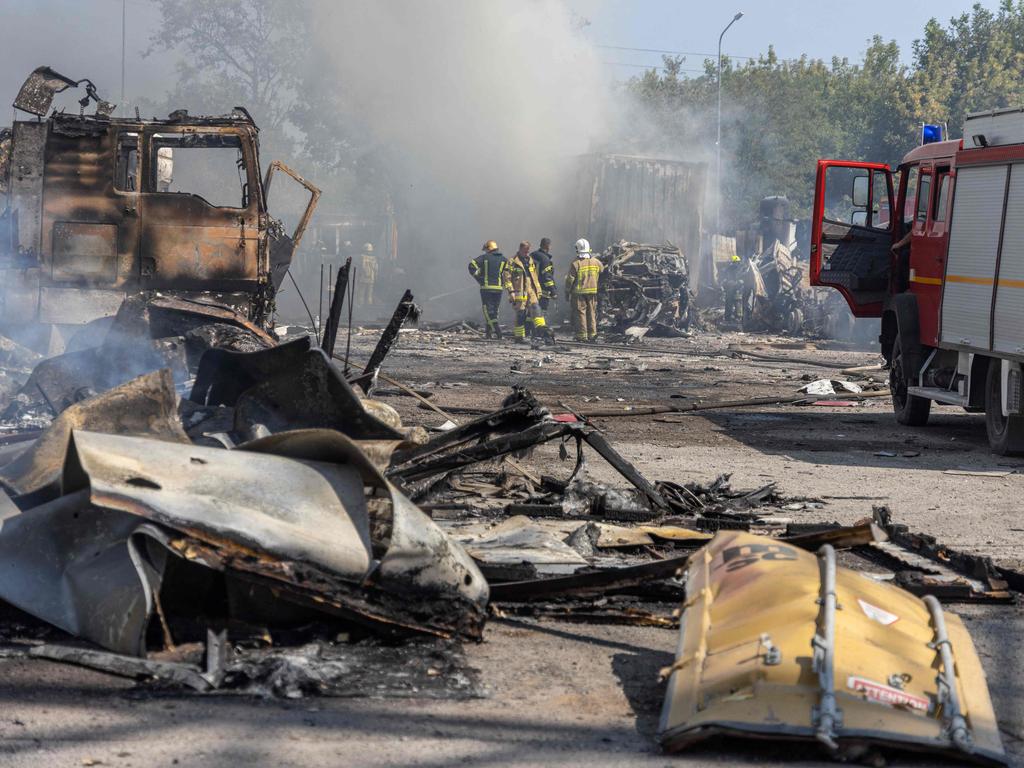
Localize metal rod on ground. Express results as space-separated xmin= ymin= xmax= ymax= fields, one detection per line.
xmin=320 ymin=257 xmax=351 ymax=356
xmin=286 ymin=269 xmax=318 ymax=333
xmin=378 ymin=372 xmax=457 ymax=424
xmin=358 ymin=289 xmax=418 ymax=395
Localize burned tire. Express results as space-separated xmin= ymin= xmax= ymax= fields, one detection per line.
xmin=985 ymin=362 xmax=1024 ymax=455
xmin=890 ymin=336 xmax=931 ymax=426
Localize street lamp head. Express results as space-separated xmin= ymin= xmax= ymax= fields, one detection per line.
xmin=734 ymin=11 xmax=744 ymax=21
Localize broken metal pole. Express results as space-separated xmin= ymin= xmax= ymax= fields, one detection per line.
xmin=29 ymin=644 xmax=214 ymax=692
xmin=359 ymin=289 xmax=418 ymax=394
xmin=320 ymin=256 xmax=352 ymax=357
xmin=490 ymin=553 xmax=692 ymax=602
xmin=390 ymin=420 xmax=568 ymax=483
xmin=579 ymin=430 xmax=670 ymax=511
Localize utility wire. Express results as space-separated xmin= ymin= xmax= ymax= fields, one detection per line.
xmin=603 ymin=61 xmax=708 ymax=73
xmin=597 ymin=43 xmax=804 ymax=66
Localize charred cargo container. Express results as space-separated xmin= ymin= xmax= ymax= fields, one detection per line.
xmin=573 ymin=155 xmax=707 ymax=290
xmin=0 ymin=67 xmax=319 ymax=352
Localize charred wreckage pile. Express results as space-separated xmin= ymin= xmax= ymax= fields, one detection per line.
xmin=0 ymin=68 xmax=1015 ymax=764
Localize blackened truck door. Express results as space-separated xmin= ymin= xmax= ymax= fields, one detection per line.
xmin=811 ymin=160 xmax=895 ymax=316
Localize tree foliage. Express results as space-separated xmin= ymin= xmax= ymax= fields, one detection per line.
xmin=628 ymin=1 xmax=1024 ymax=225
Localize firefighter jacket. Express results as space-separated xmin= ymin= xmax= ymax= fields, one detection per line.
xmin=504 ymin=254 xmax=542 ymax=308
xmin=565 ymin=255 xmax=602 ymax=297
xmin=530 ymin=249 xmax=557 ymax=298
xmin=468 ymin=251 xmax=507 ymax=291
xmin=358 ymin=252 xmax=378 ymax=283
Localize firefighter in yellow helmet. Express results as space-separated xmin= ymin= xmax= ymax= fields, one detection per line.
xmin=722 ymin=252 xmax=744 ymax=324
xmin=505 ymin=240 xmax=554 ymax=344
xmin=468 ymin=240 xmax=507 ymax=339
xmin=565 ymin=238 xmax=602 ymax=342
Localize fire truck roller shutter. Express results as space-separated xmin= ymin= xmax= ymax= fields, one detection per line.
xmin=941 ymin=164 xmax=1007 ymax=350
xmin=992 ymin=165 xmax=1024 ymax=356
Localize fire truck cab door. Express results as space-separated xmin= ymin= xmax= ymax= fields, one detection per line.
xmin=811 ymin=161 xmax=894 ymax=317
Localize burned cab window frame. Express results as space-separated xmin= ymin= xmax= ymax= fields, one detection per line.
xmin=114 ymin=131 xmax=139 ymax=193
xmin=147 ymin=131 xmax=249 ymax=209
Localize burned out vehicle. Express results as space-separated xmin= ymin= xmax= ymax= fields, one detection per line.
xmin=597 ymin=241 xmax=691 ymax=334
xmin=0 ymin=67 xmax=319 ymax=352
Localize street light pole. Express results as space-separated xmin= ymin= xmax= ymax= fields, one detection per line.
xmin=716 ymin=11 xmax=744 ymax=233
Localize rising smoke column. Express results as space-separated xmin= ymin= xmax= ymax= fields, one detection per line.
xmin=312 ymin=0 xmax=612 ymax=311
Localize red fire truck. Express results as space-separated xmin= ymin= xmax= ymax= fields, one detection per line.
xmin=811 ymin=111 xmax=1024 ymax=454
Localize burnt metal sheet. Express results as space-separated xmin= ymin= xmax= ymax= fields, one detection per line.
xmin=12 ymin=66 xmax=77 ymax=117
xmin=51 ymin=222 xmax=118 ymax=281
xmin=147 ymin=294 xmax=276 ymax=346
xmin=68 ymin=430 xmax=375 ymax=578
xmin=38 ymin=287 xmax=126 ymax=325
xmin=190 ymin=337 xmax=403 ymax=442
xmin=61 ymin=427 xmax=488 ymax=640
xmin=0 ymin=368 xmax=187 ymax=503
xmin=660 ymin=530 xmax=1007 ymax=765
xmin=237 ymin=428 xmax=489 ymax=638
xmin=0 ymin=489 xmax=168 ymax=656
xmin=8 ymin=122 xmax=46 ymax=261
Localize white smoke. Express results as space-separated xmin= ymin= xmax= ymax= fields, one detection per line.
xmin=312 ymin=0 xmax=613 ymax=311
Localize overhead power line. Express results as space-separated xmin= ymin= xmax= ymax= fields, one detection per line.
xmin=597 ymin=44 xmax=804 ymax=67
xmin=597 ymin=44 xmax=759 ymax=61
xmin=602 ymin=61 xmax=708 ymax=74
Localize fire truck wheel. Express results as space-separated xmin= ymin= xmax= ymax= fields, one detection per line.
xmin=985 ymin=362 xmax=1024 ymax=455
xmin=890 ymin=336 xmax=931 ymax=426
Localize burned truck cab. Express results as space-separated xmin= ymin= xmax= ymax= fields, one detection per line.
xmin=0 ymin=67 xmax=318 ymax=353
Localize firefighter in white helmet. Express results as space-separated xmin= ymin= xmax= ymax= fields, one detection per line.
xmin=565 ymin=238 xmax=602 ymax=342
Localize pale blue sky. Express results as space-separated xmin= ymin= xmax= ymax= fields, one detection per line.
xmin=576 ymin=0 xmax=1001 ymax=78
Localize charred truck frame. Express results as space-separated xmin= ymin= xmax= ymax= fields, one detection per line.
xmin=0 ymin=67 xmax=319 ymax=352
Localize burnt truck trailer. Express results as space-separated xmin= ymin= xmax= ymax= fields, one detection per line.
xmin=811 ymin=110 xmax=1024 ymax=454
xmin=0 ymin=67 xmax=319 ymax=352
xmin=574 ymin=155 xmax=708 ymax=291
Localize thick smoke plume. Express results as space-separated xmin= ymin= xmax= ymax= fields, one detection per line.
xmin=313 ymin=0 xmax=612 ymax=311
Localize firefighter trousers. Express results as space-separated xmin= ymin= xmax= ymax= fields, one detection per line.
xmin=480 ymin=290 xmax=503 ymax=338
xmin=572 ymin=294 xmax=598 ymax=340
xmin=514 ymin=302 xmax=548 ymax=339
xmin=354 ymin=279 xmax=374 ymax=306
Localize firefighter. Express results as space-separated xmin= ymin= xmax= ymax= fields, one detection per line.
xmin=721 ymin=253 xmax=744 ymax=322
xmin=505 ymin=240 xmax=553 ymax=345
xmin=468 ymin=240 xmax=507 ymax=339
xmin=565 ymin=238 xmax=602 ymax=342
xmin=530 ymin=237 xmax=557 ymax=313
xmin=355 ymin=243 xmax=377 ymax=306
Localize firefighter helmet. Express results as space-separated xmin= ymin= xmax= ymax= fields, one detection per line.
xmin=731 ymin=254 xmax=741 ymax=262
xmin=483 ymin=240 xmax=498 ymax=252
xmin=575 ymin=238 xmax=591 ymax=254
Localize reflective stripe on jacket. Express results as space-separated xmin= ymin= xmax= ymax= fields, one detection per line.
xmin=566 ymin=255 xmax=602 ymax=295
xmin=504 ymin=255 xmax=542 ymax=304
xmin=469 ymin=251 xmax=507 ymax=291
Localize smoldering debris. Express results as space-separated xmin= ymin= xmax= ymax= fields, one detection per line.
xmin=596 ymin=242 xmax=692 ymax=337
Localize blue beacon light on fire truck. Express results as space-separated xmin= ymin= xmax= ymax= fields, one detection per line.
xmin=921 ymin=123 xmax=945 ymax=144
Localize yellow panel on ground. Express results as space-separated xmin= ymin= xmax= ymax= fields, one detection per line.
xmin=659 ymin=530 xmax=1006 ymax=765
